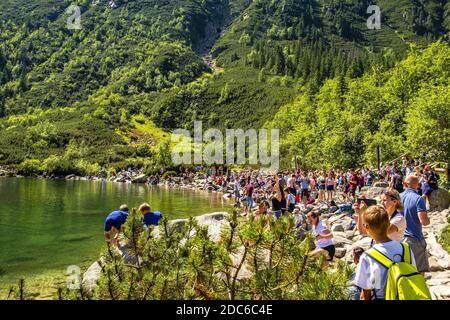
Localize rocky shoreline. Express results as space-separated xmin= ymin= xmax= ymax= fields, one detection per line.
xmin=83 ymin=205 xmax=450 ymax=300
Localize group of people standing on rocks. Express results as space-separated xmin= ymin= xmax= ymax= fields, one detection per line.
xmin=101 ymin=156 xmax=444 ymax=300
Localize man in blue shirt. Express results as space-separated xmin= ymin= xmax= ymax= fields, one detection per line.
xmin=104 ymin=204 xmax=129 ymax=245
xmin=401 ymin=175 xmax=430 ymax=274
xmin=140 ymin=202 xmax=163 ymax=228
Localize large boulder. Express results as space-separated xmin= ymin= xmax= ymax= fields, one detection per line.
xmin=351 ymin=236 xmax=373 ymax=251
xmin=374 ymin=182 xmax=390 ymax=188
xmin=131 ymin=174 xmax=148 ymax=184
xmin=428 ymin=188 xmax=450 ymax=211
xmin=195 ymin=212 xmax=229 ymax=243
xmin=344 ymin=230 xmax=356 ymax=240
xmin=331 ymin=224 xmax=345 ymax=232
xmin=113 ymin=176 xmax=127 ymax=183
xmin=365 ymin=187 xmax=388 ymax=198
xmin=333 ymin=235 xmax=353 ymax=248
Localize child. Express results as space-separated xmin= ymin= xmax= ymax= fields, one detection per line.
xmin=354 ymin=205 xmax=416 ymax=300
xmin=348 ymin=247 xmax=364 ymax=300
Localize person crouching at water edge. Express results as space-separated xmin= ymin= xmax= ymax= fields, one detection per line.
xmin=140 ymin=202 xmax=163 ymax=229
xmin=104 ymin=204 xmax=129 ymax=246
xmin=307 ymin=211 xmax=335 ymax=263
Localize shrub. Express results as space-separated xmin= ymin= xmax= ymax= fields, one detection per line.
xmin=59 ymin=211 xmax=352 ymax=300
xmin=17 ymin=159 xmax=42 ymax=176
xmin=42 ymin=155 xmax=73 ymax=176
xmin=135 ymin=144 xmax=153 ymax=158
xmin=74 ymin=160 xmax=101 ymax=176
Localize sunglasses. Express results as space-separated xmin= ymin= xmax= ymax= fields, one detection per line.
xmin=383 ymin=190 xmax=399 ymax=200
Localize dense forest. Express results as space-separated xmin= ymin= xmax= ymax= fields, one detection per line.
xmin=0 ymin=0 xmax=448 ymax=174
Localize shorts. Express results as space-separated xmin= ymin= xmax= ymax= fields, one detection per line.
xmin=403 ymin=237 xmax=430 ymax=273
xmin=301 ymin=189 xmax=309 ymax=198
xmin=289 ymin=187 xmax=296 ymax=195
xmin=104 ymin=219 xmax=120 ymax=232
xmin=273 ymin=210 xmax=282 ymax=219
xmin=321 ymin=245 xmax=336 ymax=261
xmin=319 ymin=185 xmax=326 ymax=190
xmin=326 ymin=185 xmax=334 ymax=191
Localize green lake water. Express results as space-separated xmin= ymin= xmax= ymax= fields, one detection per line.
xmin=0 ymin=177 xmax=228 ymax=286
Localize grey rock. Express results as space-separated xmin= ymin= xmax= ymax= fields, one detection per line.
xmin=131 ymin=174 xmax=148 ymax=183
xmin=351 ymin=236 xmax=373 ymax=251
xmin=374 ymin=182 xmax=389 ymax=188
xmin=331 ymin=224 xmax=345 ymax=232
xmin=428 ymin=188 xmax=450 ymax=211
xmin=335 ymin=248 xmax=347 ymax=259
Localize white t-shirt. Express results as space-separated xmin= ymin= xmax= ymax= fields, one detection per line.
xmin=354 ymin=240 xmax=416 ymax=300
xmin=287 ymin=193 xmax=295 ymax=205
xmin=389 ymin=212 xmax=407 ymax=242
xmin=313 ymin=220 xmax=334 ymax=248
xmin=287 ymin=177 xmax=296 ymax=189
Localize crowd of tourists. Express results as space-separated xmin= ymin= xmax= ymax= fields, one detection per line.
xmin=102 ymin=156 xmax=443 ymax=300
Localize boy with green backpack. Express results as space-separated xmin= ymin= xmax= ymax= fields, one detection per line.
xmin=354 ymin=205 xmax=432 ymax=300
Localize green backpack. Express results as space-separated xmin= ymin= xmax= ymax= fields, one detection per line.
xmin=366 ymin=242 xmax=432 ymax=300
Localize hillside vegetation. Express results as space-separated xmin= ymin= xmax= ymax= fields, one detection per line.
xmin=0 ymin=0 xmax=448 ymax=172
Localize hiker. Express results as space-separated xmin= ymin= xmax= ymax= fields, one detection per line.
xmin=355 ymin=205 xmax=413 ymax=300
xmin=357 ymin=172 xmax=365 ymax=193
xmin=140 ymin=203 xmax=163 ymax=228
xmin=354 ymin=205 xmax=430 ymax=300
xmin=381 ymin=189 xmax=407 ymax=241
xmin=318 ymin=173 xmax=326 ymax=203
xmin=245 ymin=177 xmax=254 ymax=214
xmin=366 ymin=170 xmax=374 ymax=189
xmin=326 ymin=172 xmax=335 ymax=204
xmin=401 ymin=175 xmax=430 ymax=275
xmin=300 ymin=174 xmax=310 ymax=206
xmin=287 ymin=174 xmax=297 ymax=195
xmin=104 ymin=204 xmax=129 ymax=245
xmin=307 ymin=211 xmax=335 ymax=262
xmin=390 ymin=168 xmax=404 ymax=193
xmin=233 ymin=178 xmax=241 ymax=204
xmin=348 ymin=247 xmax=365 ymax=300
xmin=271 ymin=177 xmax=285 ymax=219
xmin=255 ymin=200 xmax=270 ymax=221
xmin=294 ymin=208 xmax=308 ymax=240
xmin=285 ymin=187 xmax=296 ymax=213
xmin=349 ymin=171 xmax=358 ymax=202
xmin=422 ymin=165 xmax=440 ymax=201
xmin=310 ymin=173 xmax=317 ymax=192
xmin=353 ymin=190 xmax=406 ymax=243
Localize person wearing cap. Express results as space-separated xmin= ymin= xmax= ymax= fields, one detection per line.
xmin=140 ymin=203 xmax=163 ymax=228
xmin=104 ymin=204 xmax=129 ymax=245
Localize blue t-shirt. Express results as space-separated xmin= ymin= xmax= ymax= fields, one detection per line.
xmin=143 ymin=212 xmax=163 ymax=227
xmin=400 ymin=188 xmax=427 ymax=241
xmin=104 ymin=210 xmax=129 ymax=232
xmin=301 ymin=178 xmax=309 ymax=190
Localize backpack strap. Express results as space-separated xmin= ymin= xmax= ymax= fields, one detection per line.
xmin=365 ymin=248 xmax=394 ymax=269
xmin=401 ymin=242 xmax=411 ymax=264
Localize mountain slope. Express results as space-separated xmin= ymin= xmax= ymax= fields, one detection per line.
xmin=0 ymin=0 xmax=448 ymax=171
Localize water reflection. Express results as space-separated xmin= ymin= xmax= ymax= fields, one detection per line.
xmin=0 ymin=177 xmax=229 ymax=284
